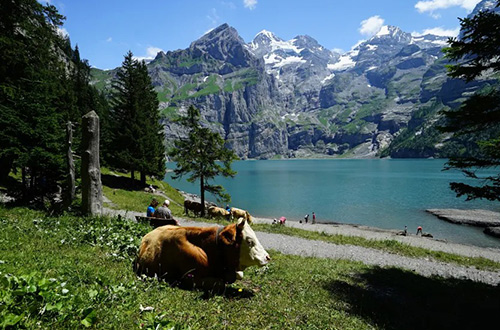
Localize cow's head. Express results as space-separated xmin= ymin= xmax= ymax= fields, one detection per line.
xmin=235 ymin=217 xmax=270 ymax=271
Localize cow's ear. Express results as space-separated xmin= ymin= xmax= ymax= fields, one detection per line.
xmin=221 ymin=229 xmax=236 ymax=244
xmin=236 ymin=217 xmax=246 ymax=232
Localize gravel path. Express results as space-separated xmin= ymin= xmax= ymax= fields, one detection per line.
xmin=104 ymin=208 xmax=500 ymax=286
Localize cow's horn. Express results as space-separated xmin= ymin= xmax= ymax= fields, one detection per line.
xmin=237 ymin=217 xmax=246 ymax=230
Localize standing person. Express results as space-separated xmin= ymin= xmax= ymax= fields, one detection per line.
xmin=416 ymin=226 xmax=423 ymax=236
xmin=304 ymin=214 xmax=309 ymax=224
xmin=403 ymin=225 xmax=408 ymax=236
xmin=147 ymin=199 xmax=158 ymax=217
xmin=312 ymin=212 xmax=316 ymax=224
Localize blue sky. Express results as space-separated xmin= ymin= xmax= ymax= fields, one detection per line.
xmin=47 ymin=0 xmax=482 ymax=69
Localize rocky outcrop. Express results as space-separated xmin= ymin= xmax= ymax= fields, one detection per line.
xmin=484 ymin=227 xmax=500 ymax=238
xmin=426 ymin=209 xmax=500 ymax=227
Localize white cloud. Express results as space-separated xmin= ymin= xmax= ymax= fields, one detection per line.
xmin=412 ymin=26 xmax=460 ymax=37
xmin=359 ymin=15 xmax=385 ymax=37
xmin=106 ymin=37 xmax=112 ymax=43
xmin=415 ymin=0 xmax=482 ymax=13
xmin=207 ymin=8 xmax=219 ymax=25
xmin=243 ymin=0 xmax=257 ymax=10
xmin=57 ymin=27 xmax=69 ymax=38
xmin=134 ymin=46 xmax=164 ymax=62
xmin=331 ymin=48 xmax=345 ymax=54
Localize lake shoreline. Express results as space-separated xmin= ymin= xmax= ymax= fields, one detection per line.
xmin=250 ymin=215 xmax=500 ymax=262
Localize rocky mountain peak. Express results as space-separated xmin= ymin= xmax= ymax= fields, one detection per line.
xmin=471 ymin=0 xmax=499 ymax=15
xmin=369 ymin=25 xmax=412 ymax=44
xmin=189 ymin=23 xmax=256 ymax=69
xmin=253 ymin=30 xmax=282 ymax=43
xmin=191 ymin=23 xmax=244 ymax=49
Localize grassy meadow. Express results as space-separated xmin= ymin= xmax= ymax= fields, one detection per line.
xmin=1 ymin=172 xmax=500 ymax=329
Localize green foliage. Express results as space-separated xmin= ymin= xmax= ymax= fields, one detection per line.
xmin=2 ymin=205 xmax=500 ymax=329
xmin=2 ymin=197 xmax=500 ymax=329
xmin=0 ymin=0 xmax=112 ymax=207
xmin=0 ymin=272 xmax=89 ymax=328
xmin=0 ymin=0 xmax=67 ymax=197
xmin=169 ymin=106 xmax=238 ymax=215
xmin=444 ymin=2 xmax=500 ymax=82
xmin=108 ymin=52 xmax=166 ymax=184
xmin=441 ymin=1 xmax=500 ymax=201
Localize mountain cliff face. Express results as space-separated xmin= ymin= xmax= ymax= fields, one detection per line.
xmin=91 ymin=0 xmax=498 ymax=159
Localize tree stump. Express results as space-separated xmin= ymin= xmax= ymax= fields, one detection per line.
xmin=81 ymin=111 xmax=102 ymax=216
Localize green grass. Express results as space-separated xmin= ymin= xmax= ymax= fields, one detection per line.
xmin=251 ymin=224 xmax=500 ymax=271
xmin=100 ymin=169 xmax=186 ymax=217
xmin=1 ymin=206 xmax=499 ymax=329
xmin=190 ymin=75 xmax=220 ymax=98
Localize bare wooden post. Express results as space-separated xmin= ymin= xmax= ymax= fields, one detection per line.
xmin=64 ymin=121 xmax=75 ymax=209
xmin=81 ymin=111 xmax=102 ymax=216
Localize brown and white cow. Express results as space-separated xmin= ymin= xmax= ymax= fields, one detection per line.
xmin=231 ymin=207 xmax=252 ymax=223
xmin=134 ymin=217 xmax=270 ymax=289
xmin=207 ymin=206 xmax=230 ymax=220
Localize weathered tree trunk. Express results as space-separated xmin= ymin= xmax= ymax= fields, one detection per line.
xmin=81 ymin=111 xmax=102 ymax=216
xmin=140 ymin=172 xmax=146 ymax=186
xmin=200 ymin=174 xmax=205 ymax=217
xmin=64 ymin=121 xmax=75 ymax=209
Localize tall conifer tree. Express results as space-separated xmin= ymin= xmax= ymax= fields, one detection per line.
xmin=0 ymin=0 xmax=68 ymax=199
xmin=108 ymin=52 xmax=165 ymax=184
xmin=441 ymin=1 xmax=500 ymax=201
xmin=169 ymin=105 xmax=238 ymax=216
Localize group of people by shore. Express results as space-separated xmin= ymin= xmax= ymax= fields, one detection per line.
xmin=273 ymin=212 xmax=317 ymax=225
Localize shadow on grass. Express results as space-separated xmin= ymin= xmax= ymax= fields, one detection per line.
xmin=101 ymin=174 xmax=148 ymax=191
xmin=200 ymin=286 xmax=256 ymax=300
xmin=324 ymin=267 xmax=500 ymax=330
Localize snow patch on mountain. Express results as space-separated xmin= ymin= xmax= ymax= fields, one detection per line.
xmin=264 ymin=54 xmax=306 ymax=68
xmin=328 ymin=49 xmax=358 ymax=71
xmin=321 ymin=73 xmax=335 ymax=84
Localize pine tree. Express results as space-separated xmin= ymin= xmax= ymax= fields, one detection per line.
xmin=0 ymin=0 xmax=68 ymax=200
xmin=135 ymin=61 xmax=165 ymax=184
xmin=108 ymin=52 xmax=165 ymax=185
xmin=169 ymin=105 xmax=238 ymax=216
xmin=441 ymin=1 xmax=500 ymax=201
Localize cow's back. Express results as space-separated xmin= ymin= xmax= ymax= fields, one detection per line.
xmin=135 ymin=225 xmax=212 ymax=280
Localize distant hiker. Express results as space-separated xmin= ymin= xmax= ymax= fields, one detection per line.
xmin=226 ymin=204 xmax=231 ymax=213
xmin=147 ymin=198 xmax=158 ymax=217
xmin=312 ymin=212 xmax=316 ymax=224
xmin=416 ymin=226 xmax=423 ymax=236
xmin=403 ymin=225 xmax=408 ymax=236
xmin=304 ymin=214 xmax=309 ymax=224
xmin=279 ymin=216 xmax=286 ymax=225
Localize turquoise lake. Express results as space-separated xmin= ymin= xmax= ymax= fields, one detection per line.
xmin=164 ymin=159 xmax=500 ymax=248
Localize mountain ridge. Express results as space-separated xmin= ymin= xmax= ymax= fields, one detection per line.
xmin=91 ymin=0 xmax=498 ymax=159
